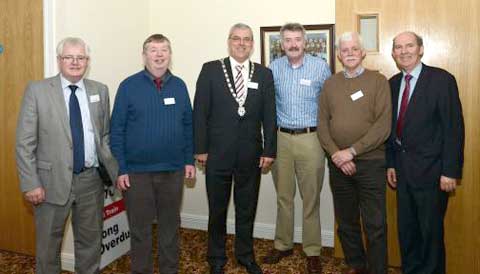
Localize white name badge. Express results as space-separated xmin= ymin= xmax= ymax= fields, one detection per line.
xmin=90 ymin=94 xmax=100 ymax=103
xmin=300 ymin=79 xmax=311 ymax=86
xmin=350 ymin=90 xmax=364 ymax=101
xmin=164 ymin=98 xmax=175 ymax=105
xmin=247 ymin=82 xmax=258 ymax=89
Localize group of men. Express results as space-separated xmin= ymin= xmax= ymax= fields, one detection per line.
xmin=15 ymin=21 xmax=464 ymax=274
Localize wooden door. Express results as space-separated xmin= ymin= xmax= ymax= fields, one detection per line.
xmin=335 ymin=0 xmax=480 ymax=272
xmin=0 ymin=0 xmax=44 ymax=255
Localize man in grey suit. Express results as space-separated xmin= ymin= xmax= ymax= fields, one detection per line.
xmin=16 ymin=37 xmax=118 ymax=274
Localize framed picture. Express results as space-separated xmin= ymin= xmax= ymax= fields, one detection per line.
xmin=260 ymin=24 xmax=335 ymax=72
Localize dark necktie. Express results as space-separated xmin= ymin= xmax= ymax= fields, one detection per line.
xmin=69 ymin=85 xmax=85 ymax=173
xmin=154 ymin=78 xmax=162 ymax=91
xmin=396 ymin=74 xmax=413 ymax=138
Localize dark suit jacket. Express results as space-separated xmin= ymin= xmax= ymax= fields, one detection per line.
xmin=193 ymin=57 xmax=276 ymax=169
xmin=386 ymin=64 xmax=464 ymax=187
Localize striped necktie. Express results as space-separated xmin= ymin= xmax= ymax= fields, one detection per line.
xmin=234 ymin=64 xmax=246 ymax=100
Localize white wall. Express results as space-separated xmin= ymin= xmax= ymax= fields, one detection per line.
xmin=45 ymin=0 xmax=336 ymax=270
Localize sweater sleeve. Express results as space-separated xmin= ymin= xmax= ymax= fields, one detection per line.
xmin=317 ymin=80 xmax=340 ymax=156
xmin=109 ymin=82 xmax=129 ymax=175
xmin=351 ymin=75 xmax=392 ymax=156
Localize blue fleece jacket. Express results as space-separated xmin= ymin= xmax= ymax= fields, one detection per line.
xmin=110 ymin=70 xmax=194 ymax=175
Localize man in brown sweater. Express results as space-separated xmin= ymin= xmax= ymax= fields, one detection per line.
xmin=317 ymin=32 xmax=391 ymax=274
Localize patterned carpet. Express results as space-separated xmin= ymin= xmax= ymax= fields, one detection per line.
xmin=0 ymin=228 xmax=401 ymax=274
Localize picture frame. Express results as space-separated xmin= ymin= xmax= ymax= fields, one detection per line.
xmin=260 ymin=24 xmax=335 ymax=72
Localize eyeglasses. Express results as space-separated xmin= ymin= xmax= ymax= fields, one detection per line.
xmin=229 ymin=36 xmax=253 ymax=44
xmin=60 ymin=55 xmax=89 ymax=62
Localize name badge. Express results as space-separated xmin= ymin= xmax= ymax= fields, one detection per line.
xmin=350 ymin=90 xmax=364 ymax=101
xmin=247 ymin=82 xmax=258 ymax=89
xmin=164 ymin=98 xmax=175 ymax=105
xmin=300 ymin=79 xmax=311 ymax=86
xmin=90 ymin=94 xmax=100 ymax=103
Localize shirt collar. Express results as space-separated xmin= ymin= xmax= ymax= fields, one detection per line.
xmin=287 ymin=53 xmax=306 ymax=69
xmin=60 ymin=74 xmax=85 ymax=92
xmin=402 ymin=62 xmax=422 ymax=79
xmin=143 ymin=68 xmax=172 ymax=83
xmin=229 ymin=57 xmax=249 ymax=69
xmin=343 ymin=66 xmax=365 ymax=79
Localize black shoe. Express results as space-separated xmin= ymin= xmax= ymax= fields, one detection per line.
xmin=238 ymin=261 xmax=263 ymax=274
xmin=209 ymin=265 xmax=225 ymax=274
xmin=262 ymin=248 xmax=293 ymax=264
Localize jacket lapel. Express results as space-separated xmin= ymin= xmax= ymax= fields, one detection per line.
xmin=48 ymin=75 xmax=72 ymax=144
xmin=403 ymin=64 xmax=429 ymax=130
xmin=84 ymin=79 xmax=101 ymax=146
xmin=221 ymin=57 xmax=242 ymax=106
xmin=390 ymin=73 xmax=402 ymax=126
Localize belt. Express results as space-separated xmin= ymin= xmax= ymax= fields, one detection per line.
xmin=74 ymin=166 xmax=96 ymax=175
xmin=278 ymin=127 xmax=317 ymax=135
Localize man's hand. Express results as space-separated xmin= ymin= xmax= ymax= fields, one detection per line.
xmin=332 ymin=149 xmax=354 ymax=168
xmin=259 ymin=157 xmax=275 ymax=169
xmin=185 ymin=165 xmax=196 ymax=179
xmin=440 ymin=175 xmax=457 ymax=192
xmin=24 ymin=187 xmax=45 ymax=205
xmin=387 ymin=168 xmax=397 ymax=188
xmin=116 ymin=174 xmax=130 ymax=191
xmin=195 ymin=153 xmax=208 ymax=167
xmin=340 ymin=161 xmax=356 ymax=176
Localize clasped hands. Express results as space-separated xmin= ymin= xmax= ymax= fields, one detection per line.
xmin=332 ymin=148 xmax=356 ymax=176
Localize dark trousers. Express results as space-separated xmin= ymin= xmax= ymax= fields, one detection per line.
xmin=124 ymin=170 xmax=184 ymax=274
xmin=397 ymin=177 xmax=448 ymax=274
xmin=329 ymin=159 xmax=387 ymax=274
xmin=35 ymin=168 xmax=103 ymax=274
xmin=205 ymin=164 xmax=261 ymax=267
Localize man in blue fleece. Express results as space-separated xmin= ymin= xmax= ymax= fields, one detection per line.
xmin=110 ymin=34 xmax=195 ymax=274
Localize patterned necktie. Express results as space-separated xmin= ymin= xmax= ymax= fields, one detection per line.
xmin=154 ymin=78 xmax=162 ymax=91
xmin=234 ymin=65 xmax=246 ymax=101
xmin=396 ymin=74 xmax=413 ymax=138
xmin=68 ymin=85 xmax=85 ymax=173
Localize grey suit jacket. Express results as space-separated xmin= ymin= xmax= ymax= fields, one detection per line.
xmin=16 ymin=74 xmax=118 ymax=205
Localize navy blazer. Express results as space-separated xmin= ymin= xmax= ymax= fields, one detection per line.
xmin=386 ymin=64 xmax=464 ymax=187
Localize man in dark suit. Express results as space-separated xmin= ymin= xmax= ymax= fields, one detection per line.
xmin=16 ymin=37 xmax=118 ymax=274
xmin=193 ymin=23 xmax=276 ymax=274
xmin=386 ymin=31 xmax=464 ymax=274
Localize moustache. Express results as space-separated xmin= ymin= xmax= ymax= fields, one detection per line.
xmin=287 ymin=47 xmax=300 ymax=52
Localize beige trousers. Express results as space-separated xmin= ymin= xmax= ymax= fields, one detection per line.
xmin=271 ymin=130 xmax=325 ymax=256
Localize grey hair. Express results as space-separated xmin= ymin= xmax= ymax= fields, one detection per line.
xmin=392 ymin=31 xmax=424 ymax=49
xmin=228 ymin=23 xmax=253 ymax=40
xmin=56 ymin=37 xmax=90 ymax=57
xmin=336 ymin=32 xmax=364 ymax=50
xmin=280 ymin=22 xmax=307 ymax=40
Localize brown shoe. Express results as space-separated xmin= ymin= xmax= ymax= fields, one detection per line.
xmin=343 ymin=267 xmax=368 ymax=274
xmin=305 ymin=256 xmax=322 ymax=274
xmin=261 ymin=248 xmax=293 ymax=264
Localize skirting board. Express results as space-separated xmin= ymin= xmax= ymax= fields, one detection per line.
xmin=61 ymin=213 xmax=334 ymax=271
xmin=180 ymin=213 xmax=334 ymax=247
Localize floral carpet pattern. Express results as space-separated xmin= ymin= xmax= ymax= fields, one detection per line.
xmin=0 ymin=228 xmax=401 ymax=274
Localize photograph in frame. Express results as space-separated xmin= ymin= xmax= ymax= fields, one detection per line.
xmin=260 ymin=24 xmax=335 ymax=72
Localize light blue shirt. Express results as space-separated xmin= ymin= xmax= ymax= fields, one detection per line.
xmin=397 ymin=63 xmax=422 ymax=117
xmin=60 ymin=75 xmax=98 ymax=168
xmin=270 ymin=54 xmax=331 ymax=128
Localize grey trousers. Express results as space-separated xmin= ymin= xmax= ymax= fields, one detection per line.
xmin=124 ymin=170 xmax=184 ymax=274
xmin=329 ymin=159 xmax=387 ymax=274
xmin=34 ymin=167 xmax=104 ymax=274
